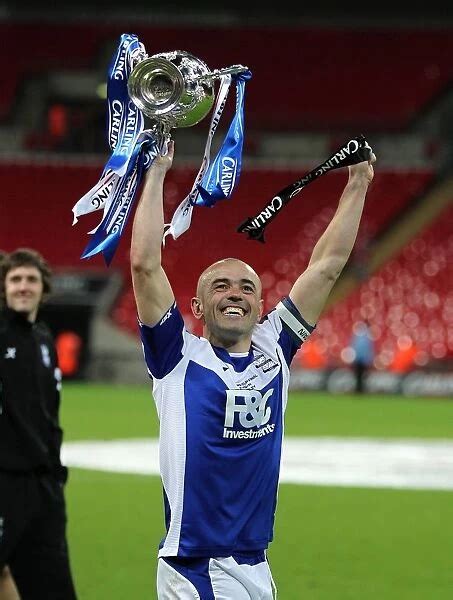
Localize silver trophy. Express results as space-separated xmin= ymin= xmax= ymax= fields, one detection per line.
xmin=127 ymin=50 xmax=248 ymax=138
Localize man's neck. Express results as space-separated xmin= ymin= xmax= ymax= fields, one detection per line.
xmin=204 ymin=331 xmax=251 ymax=354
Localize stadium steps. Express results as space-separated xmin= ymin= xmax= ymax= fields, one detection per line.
xmin=326 ymin=174 xmax=453 ymax=309
xmin=87 ymin=315 xmax=148 ymax=384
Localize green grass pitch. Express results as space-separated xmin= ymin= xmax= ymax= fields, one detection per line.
xmin=61 ymin=384 xmax=453 ymax=599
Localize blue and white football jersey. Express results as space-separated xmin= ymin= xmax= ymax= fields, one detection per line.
xmin=139 ymin=297 xmax=314 ymax=558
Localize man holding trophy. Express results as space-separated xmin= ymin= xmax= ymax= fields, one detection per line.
xmin=131 ymin=147 xmax=375 ymax=599
xmin=75 ymin=33 xmax=376 ymax=599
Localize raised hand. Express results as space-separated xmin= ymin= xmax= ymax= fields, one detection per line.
xmin=349 ymin=151 xmax=376 ymax=185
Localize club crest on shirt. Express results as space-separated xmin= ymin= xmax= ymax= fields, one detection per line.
xmin=40 ymin=344 xmax=51 ymax=367
xmin=4 ymin=347 xmax=16 ymax=359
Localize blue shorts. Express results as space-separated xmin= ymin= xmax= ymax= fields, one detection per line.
xmin=157 ymin=551 xmax=275 ymax=599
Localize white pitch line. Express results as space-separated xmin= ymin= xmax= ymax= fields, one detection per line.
xmin=61 ymin=438 xmax=453 ymax=491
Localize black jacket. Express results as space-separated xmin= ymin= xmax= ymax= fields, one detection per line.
xmin=0 ymin=308 xmax=65 ymax=477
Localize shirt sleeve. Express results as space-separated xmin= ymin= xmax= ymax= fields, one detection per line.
xmin=274 ymin=296 xmax=316 ymax=365
xmin=138 ymin=302 xmax=185 ymax=379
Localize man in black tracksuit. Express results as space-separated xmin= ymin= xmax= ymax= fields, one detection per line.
xmin=0 ymin=249 xmax=77 ymax=600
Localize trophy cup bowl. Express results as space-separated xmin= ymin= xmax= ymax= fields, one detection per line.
xmin=127 ymin=50 xmax=216 ymax=129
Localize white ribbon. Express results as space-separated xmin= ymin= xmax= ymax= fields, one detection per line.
xmin=72 ymin=170 xmax=120 ymax=227
xmin=163 ymin=75 xmax=232 ymax=241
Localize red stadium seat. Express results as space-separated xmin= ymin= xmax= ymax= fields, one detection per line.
xmin=1 ymin=22 xmax=452 ymax=131
xmin=316 ymin=202 xmax=453 ymax=367
xmin=0 ymin=159 xmax=433 ymax=338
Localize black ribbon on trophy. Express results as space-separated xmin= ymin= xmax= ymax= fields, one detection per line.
xmin=237 ymin=135 xmax=373 ymax=243
xmin=72 ymin=33 xmax=251 ymax=264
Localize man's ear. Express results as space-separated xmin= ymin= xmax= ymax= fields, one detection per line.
xmin=191 ymin=297 xmax=203 ymax=320
xmin=258 ymin=298 xmax=264 ymax=322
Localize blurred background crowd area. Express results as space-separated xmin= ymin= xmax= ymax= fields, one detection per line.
xmin=1 ymin=1 xmax=453 ymax=393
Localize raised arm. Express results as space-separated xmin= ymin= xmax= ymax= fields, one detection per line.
xmin=130 ymin=141 xmax=175 ymax=326
xmin=289 ymin=155 xmax=375 ymax=325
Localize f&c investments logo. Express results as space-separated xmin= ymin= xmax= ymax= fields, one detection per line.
xmin=223 ymin=389 xmax=275 ymax=440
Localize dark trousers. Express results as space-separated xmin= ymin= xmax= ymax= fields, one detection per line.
xmin=354 ymin=361 xmax=367 ymax=393
xmin=0 ymin=469 xmax=77 ymax=599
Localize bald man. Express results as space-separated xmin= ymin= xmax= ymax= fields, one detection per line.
xmin=130 ymin=141 xmax=375 ymax=599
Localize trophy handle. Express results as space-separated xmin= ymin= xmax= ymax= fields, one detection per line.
xmin=197 ymin=65 xmax=249 ymax=83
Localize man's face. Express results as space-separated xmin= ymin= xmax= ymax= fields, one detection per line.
xmin=4 ymin=265 xmax=44 ymax=321
xmin=194 ymin=260 xmax=263 ymax=343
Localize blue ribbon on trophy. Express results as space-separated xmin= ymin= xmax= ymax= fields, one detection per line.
xmin=163 ymin=70 xmax=251 ymax=240
xmin=72 ymin=35 xmax=147 ymax=230
xmin=72 ymin=33 xmax=251 ymax=264
xmin=195 ymin=71 xmax=250 ymax=206
xmin=80 ymin=132 xmax=160 ymax=264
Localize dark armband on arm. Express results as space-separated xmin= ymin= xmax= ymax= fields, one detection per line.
xmin=275 ymin=298 xmax=315 ymax=344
